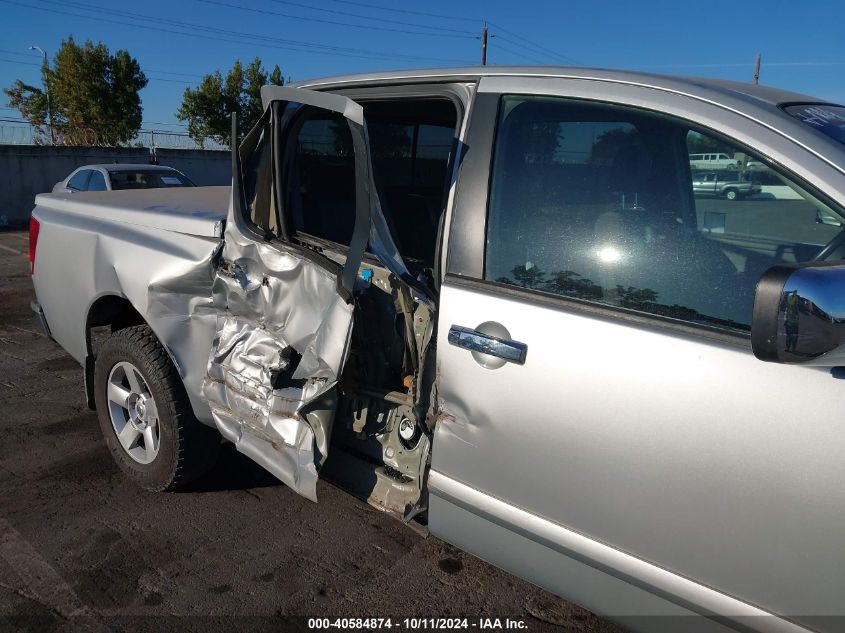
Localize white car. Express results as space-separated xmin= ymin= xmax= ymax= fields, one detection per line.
xmin=688 ymin=152 xmax=739 ymax=169
xmin=53 ymin=163 xmax=195 ymax=193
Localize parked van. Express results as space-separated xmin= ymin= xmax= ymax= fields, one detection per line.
xmin=688 ymin=152 xmax=738 ymax=169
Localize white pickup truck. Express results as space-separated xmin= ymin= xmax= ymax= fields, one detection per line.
xmin=28 ymin=70 xmax=845 ymax=633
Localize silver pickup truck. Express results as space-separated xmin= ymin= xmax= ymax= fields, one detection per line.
xmin=691 ymin=171 xmax=762 ymax=200
xmin=28 ymin=68 xmax=845 ymax=633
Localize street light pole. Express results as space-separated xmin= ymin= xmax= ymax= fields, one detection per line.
xmin=29 ymin=45 xmax=52 ymax=144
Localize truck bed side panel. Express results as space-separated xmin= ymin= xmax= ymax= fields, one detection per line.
xmin=31 ymin=203 xmax=222 ymax=425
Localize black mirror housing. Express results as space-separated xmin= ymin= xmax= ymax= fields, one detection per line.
xmin=752 ymin=262 xmax=845 ymax=363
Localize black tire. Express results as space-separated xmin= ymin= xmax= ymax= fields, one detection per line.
xmin=93 ymin=325 xmax=219 ymax=491
xmin=724 ymin=188 xmax=739 ymax=201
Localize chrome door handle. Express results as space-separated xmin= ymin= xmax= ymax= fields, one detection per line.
xmin=448 ymin=325 xmax=527 ymax=365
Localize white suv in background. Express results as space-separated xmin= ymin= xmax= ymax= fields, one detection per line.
xmin=688 ymin=152 xmax=738 ymax=169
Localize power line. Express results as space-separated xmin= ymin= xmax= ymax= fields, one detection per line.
xmin=0 ymin=48 xmax=205 ymax=79
xmin=144 ymin=121 xmax=189 ymax=127
xmin=197 ymin=0 xmax=474 ymax=39
xmin=0 ymin=57 xmax=40 ymax=67
xmin=321 ymin=0 xmax=478 ymax=23
xmin=490 ymin=42 xmax=547 ymax=65
xmin=493 ymin=33 xmax=578 ymax=65
xmin=0 ymin=48 xmax=44 ymax=58
xmin=146 ymin=76 xmax=195 ymax=85
xmin=146 ymin=69 xmax=205 ymax=79
xmin=490 ymin=36 xmax=552 ymax=64
xmin=4 ymin=0 xmax=474 ymax=65
xmin=265 ymin=0 xmax=476 ymax=35
xmin=0 ymin=57 xmax=195 ymax=85
xmin=33 ymin=0 xmax=474 ymax=62
xmin=6 ymin=0 xmax=578 ymax=72
xmin=487 ymin=21 xmax=582 ymax=65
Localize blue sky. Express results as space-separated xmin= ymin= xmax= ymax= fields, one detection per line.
xmin=2 ymin=0 xmax=844 ymax=136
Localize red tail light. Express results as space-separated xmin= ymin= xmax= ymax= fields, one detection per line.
xmin=29 ymin=216 xmax=40 ymax=275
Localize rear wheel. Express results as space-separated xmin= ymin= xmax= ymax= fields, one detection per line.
xmin=94 ymin=325 xmax=219 ymax=491
xmin=724 ymin=188 xmax=739 ymax=201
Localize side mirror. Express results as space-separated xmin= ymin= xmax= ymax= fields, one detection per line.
xmin=752 ymin=262 xmax=845 ymax=364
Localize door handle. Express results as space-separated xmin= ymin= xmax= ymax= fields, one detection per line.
xmin=448 ymin=325 xmax=527 ymax=365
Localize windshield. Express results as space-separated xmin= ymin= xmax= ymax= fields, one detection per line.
xmin=108 ymin=169 xmax=195 ymax=190
xmin=784 ymin=104 xmax=845 ymax=145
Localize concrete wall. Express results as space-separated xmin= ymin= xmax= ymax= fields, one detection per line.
xmin=0 ymin=145 xmax=230 ymax=226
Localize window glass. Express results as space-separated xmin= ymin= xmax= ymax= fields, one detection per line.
xmin=241 ymin=121 xmax=275 ymax=233
xmin=485 ymin=95 xmax=845 ymax=332
xmin=67 ymin=170 xmax=90 ymax=191
xmin=784 ymin=104 xmax=845 ymax=145
xmin=281 ymin=103 xmax=456 ymax=260
xmin=416 ymin=124 xmax=453 ymax=185
xmin=369 ymin=122 xmax=414 ymax=187
xmin=368 ymin=121 xmax=453 ymax=188
xmin=687 ymin=129 xmax=843 ymax=277
xmin=366 ymin=108 xmax=456 ymax=265
xmin=109 ymin=170 xmax=194 ymax=190
xmin=287 ymin=113 xmax=356 ymax=246
xmin=87 ymin=171 xmax=107 ymax=191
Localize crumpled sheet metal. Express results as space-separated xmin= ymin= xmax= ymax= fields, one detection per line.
xmin=44 ymin=206 xmax=222 ymax=424
xmin=202 ymin=231 xmax=354 ymax=501
xmin=146 ymin=241 xmax=222 ymax=424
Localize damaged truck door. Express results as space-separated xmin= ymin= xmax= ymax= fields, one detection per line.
xmin=202 ymin=87 xmax=372 ymax=502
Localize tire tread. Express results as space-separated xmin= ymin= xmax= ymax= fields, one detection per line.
xmin=94 ymin=324 xmax=218 ymax=491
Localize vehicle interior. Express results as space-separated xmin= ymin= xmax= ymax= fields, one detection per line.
xmin=109 ymin=169 xmax=195 ymax=189
xmin=277 ymin=95 xmax=460 ymax=520
xmin=484 ymin=97 xmax=845 ymax=333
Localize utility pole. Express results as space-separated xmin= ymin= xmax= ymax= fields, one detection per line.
xmin=753 ymin=53 xmax=761 ymax=85
xmin=29 ymin=45 xmax=52 ymax=144
xmin=150 ymin=130 xmax=158 ymax=165
xmin=481 ymin=24 xmax=488 ymax=66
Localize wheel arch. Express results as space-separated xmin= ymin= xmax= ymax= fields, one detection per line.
xmin=84 ymin=293 xmax=182 ymax=412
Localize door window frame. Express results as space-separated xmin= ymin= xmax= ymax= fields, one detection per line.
xmin=275 ymin=102 xmax=369 ymax=258
xmin=234 ymin=83 xmax=473 ymax=293
xmin=230 ymin=87 xmax=372 ymax=300
xmin=447 ymin=80 xmax=845 ymax=344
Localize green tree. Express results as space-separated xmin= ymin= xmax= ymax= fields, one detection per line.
xmin=687 ymin=130 xmax=733 ymax=154
xmin=177 ymin=58 xmax=283 ymax=148
xmin=4 ymin=37 xmax=147 ymax=145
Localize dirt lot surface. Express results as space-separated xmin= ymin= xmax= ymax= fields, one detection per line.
xmin=0 ymin=229 xmax=626 ymax=633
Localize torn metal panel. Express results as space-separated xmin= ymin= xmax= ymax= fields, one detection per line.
xmin=146 ymin=241 xmax=222 ymax=424
xmin=203 ymin=86 xmax=438 ymax=502
xmin=33 ymin=203 xmax=224 ymax=426
xmin=202 ymin=230 xmax=354 ymax=501
xmin=201 ymin=87 xmax=379 ymax=502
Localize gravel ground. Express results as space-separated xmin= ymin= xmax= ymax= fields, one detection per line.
xmin=0 ymin=228 xmax=626 ymax=633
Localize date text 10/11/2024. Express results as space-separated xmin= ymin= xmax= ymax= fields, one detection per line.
xmin=307 ymin=618 xmax=529 ymax=630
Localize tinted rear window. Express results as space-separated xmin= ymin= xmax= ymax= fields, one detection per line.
xmin=108 ymin=170 xmax=194 ymax=190
xmin=784 ymin=104 xmax=845 ymax=145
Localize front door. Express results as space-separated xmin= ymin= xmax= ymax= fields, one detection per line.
xmin=430 ymin=79 xmax=845 ymax=630
xmin=203 ymin=87 xmax=373 ymax=502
